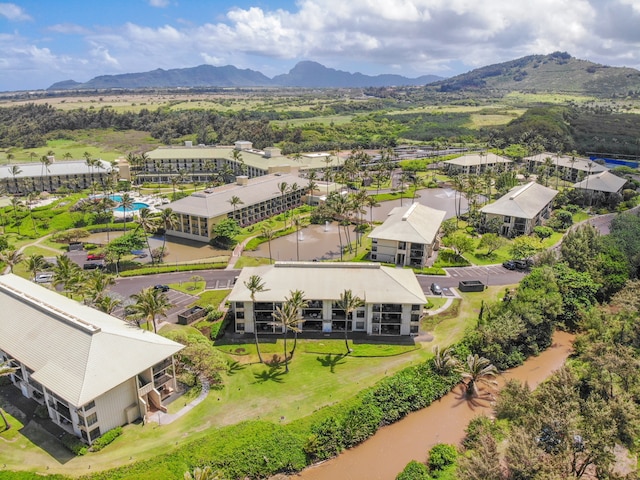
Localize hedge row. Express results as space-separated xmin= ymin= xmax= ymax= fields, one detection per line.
xmin=118 ymin=262 xmax=226 ymax=277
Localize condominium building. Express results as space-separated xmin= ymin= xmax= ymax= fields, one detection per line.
xmin=479 ymin=182 xmax=558 ymax=237
xmin=136 ymin=141 xmax=342 ymax=184
xmin=444 ymin=152 xmax=512 ymax=175
xmin=1 ymin=159 xmax=116 ymax=195
xmin=229 ymin=262 xmax=427 ymax=336
xmin=0 ymin=274 xmax=183 ymax=445
xmin=162 ymin=171 xmax=309 ymax=242
xmin=525 ymin=153 xmax=608 ymax=183
xmin=369 ymin=203 xmax=446 ymax=267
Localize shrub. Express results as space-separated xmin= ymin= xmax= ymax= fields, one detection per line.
xmin=396 ymin=460 xmax=429 ymax=480
xmin=342 ymin=402 xmax=383 ymax=448
xmin=427 ymin=443 xmax=457 ymax=472
xmin=60 ymin=433 xmax=88 ymax=456
xmin=304 ymin=417 xmax=344 ymax=461
xmin=91 ymin=426 xmax=123 ymax=452
xmin=533 ymin=226 xmax=553 ymax=239
xmin=34 ymin=404 xmax=49 ymax=419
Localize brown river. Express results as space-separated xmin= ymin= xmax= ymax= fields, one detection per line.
xmin=292 ymin=331 xmax=575 ymax=480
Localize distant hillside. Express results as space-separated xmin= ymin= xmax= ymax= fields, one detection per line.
xmin=47 ymin=62 xmax=442 ymax=91
xmin=431 ymin=52 xmax=640 ymax=95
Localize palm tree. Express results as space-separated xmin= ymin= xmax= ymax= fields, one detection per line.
xmin=135 ymin=207 xmax=159 ymax=264
xmin=128 ymin=287 xmax=172 ymax=333
xmin=85 ymin=269 xmax=116 ymax=305
xmin=270 ymin=301 xmax=299 ymax=373
xmin=231 ymin=149 xmax=245 ymax=175
xmin=228 ymin=195 xmax=244 ymax=223
xmin=285 ymin=289 xmax=307 ymax=355
xmin=6 ymin=152 xmax=14 ymax=164
xmin=0 ymin=361 xmax=17 ymax=430
xmin=432 ymin=346 xmax=457 ymax=375
xmin=25 ymin=254 xmax=46 ymax=280
xmin=39 ymin=155 xmax=52 ymax=192
xmin=244 ymin=274 xmax=267 ymax=363
xmin=8 ymin=165 xmax=22 ymax=194
xmin=261 ymin=225 xmax=275 ymax=264
xmin=52 ymin=255 xmax=83 ymax=297
xmin=159 ymin=208 xmax=179 ymax=261
xmin=184 ymin=466 xmax=220 ymax=480
xmin=10 ymin=196 xmax=22 ymax=234
xmin=337 ymin=289 xmax=364 ymax=354
xmin=292 ymin=215 xmax=302 ymax=261
xmin=120 ymin=193 xmax=134 ymax=231
xmin=459 ymin=354 xmax=499 ymax=398
xmin=26 ymin=192 xmax=39 ymax=234
xmin=96 ymin=295 xmax=121 ymax=314
xmin=278 ymin=181 xmax=288 ymax=225
xmin=0 ymin=249 xmax=23 ymax=273
xmin=364 ymin=195 xmax=380 ymax=225
xmin=306 ymin=171 xmax=318 ymax=206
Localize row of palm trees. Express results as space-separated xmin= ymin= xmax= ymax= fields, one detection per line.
xmin=244 ymin=275 xmax=364 ymax=371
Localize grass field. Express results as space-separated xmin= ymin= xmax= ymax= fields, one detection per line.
xmin=0 ymin=284 xmax=512 ymax=476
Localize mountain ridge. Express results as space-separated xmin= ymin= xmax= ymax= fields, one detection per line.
xmin=47 ymin=61 xmax=443 ymax=90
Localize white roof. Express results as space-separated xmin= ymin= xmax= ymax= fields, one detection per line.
xmin=525 ymin=153 xmax=608 ymax=173
xmin=228 ymin=262 xmax=426 ymax=305
xmin=445 ymin=152 xmax=512 ymax=167
xmin=163 ymin=172 xmax=308 ymax=218
xmin=480 ymin=182 xmax=558 ymax=219
xmin=0 ymin=274 xmax=183 ymax=407
xmin=369 ymin=203 xmax=446 ymax=245
xmin=573 ymin=171 xmax=627 ymax=193
xmin=0 ymin=160 xmax=114 ymax=180
xmin=146 ymin=145 xmax=344 ymax=171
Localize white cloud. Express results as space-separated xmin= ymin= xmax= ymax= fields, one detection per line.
xmin=148 ymin=0 xmax=170 ymax=7
xmin=47 ymin=23 xmax=91 ymax=35
xmin=0 ymin=3 xmax=31 ymax=21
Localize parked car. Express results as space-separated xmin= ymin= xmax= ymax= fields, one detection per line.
xmin=154 ymin=284 xmax=170 ymax=292
xmin=430 ymin=283 xmax=443 ymax=295
xmin=86 ymin=253 xmax=105 ymax=261
xmin=83 ymin=262 xmax=105 ymax=270
xmin=502 ymin=260 xmax=516 ymax=270
xmin=514 ymin=258 xmax=533 ymax=270
xmin=35 ymin=272 xmax=54 ymax=283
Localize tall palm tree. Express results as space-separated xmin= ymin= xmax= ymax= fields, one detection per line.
xmin=337 ymin=289 xmax=364 ymax=354
xmin=261 ymin=225 xmax=275 ymax=264
xmin=278 ymin=181 xmax=289 ymax=225
xmin=26 ymin=192 xmax=39 ymax=235
xmin=128 ymin=286 xmax=172 ymax=333
xmin=120 ymin=193 xmax=134 ymax=232
xmin=459 ymin=354 xmax=499 ymax=398
xmin=285 ymin=289 xmax=307 ymax=355
xmin=270 ymin=297 xmax=304 ymax=373
xmin=10 ymin=196 xmax=22 ymax=234
xmin=306 ymin=170 xmax=318 ymax=206
xmin=8 ymin=165 xmax=22 ymax=194
xmin=244 ymin=274 xmax=267 ymax=363
xmin=135 ymin=207 xmax=159 ymax=264
xmin=39 ymin=155 xmax=52 ymax=192
xmin=159 ymin=208 xmax=179 ymax=261
xmin=0 ymin=249 xmax=23 ymax=274
xmin=228 ymin=195 xmax=244 ymax=223
xmin=25 ymin=254 xmax=46 ymax=280
xmin=364 ymin=194 xmax=380 ymax=225
xmin=0 ymin=361 xmax=17 ymax=430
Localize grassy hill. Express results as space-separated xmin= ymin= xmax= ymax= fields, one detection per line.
xmin=431 ymin=52 xmax=640 ymax=96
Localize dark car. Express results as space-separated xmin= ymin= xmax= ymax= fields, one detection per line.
xmin=83 ymin=262 xmax=105 ymax=270
xmin=430 ymin=283 xmax=443 ymax=295
xmin=154 ymin=284 xmax=170 ymax=292
xmin=502 ymin=260 xmax=516 ymax=270
xmin=514 ymin=258 xmax=533 ymax=270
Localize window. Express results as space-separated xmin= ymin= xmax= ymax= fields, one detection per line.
xmin=356 ymin=310 xmax=365 ymax=318
xmin=355 ymin=322 xmax=365 ymax=329
xmin=371 ymin=254 xmax=377 ymax=260
xmin=236 ymin=323 xmax=245 ymax=331
xmin=82 ymin=401 xmax=96 ymax=411
xmin=236 ymin=311 xmax=244 ymax=319
xmin=410 ymin=325 xmax=419 ymax=334
xmin=86 ymin=413 xmax=98 ymax=426
xmin=503 ymin=216 xmax=511 ymax=223
xmin=398 ymin=242 xmax=406 ymax=250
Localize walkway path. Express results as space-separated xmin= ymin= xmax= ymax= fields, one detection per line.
xmin=147 ymin=378 xmax=210 ymax=425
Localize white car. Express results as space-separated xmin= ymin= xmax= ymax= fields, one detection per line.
xmin=35 ymin=273 xmax=54 ymax=283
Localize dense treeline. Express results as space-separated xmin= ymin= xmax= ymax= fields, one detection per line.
xmin=457 ymin=211 xmax=640 ymax=480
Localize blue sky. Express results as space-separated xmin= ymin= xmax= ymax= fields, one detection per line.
xmin=2 ymin=0 xmax=640 ymax=92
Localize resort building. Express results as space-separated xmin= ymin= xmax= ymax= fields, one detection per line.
xmin=229 ymin=262 xmax=427 ymax=336
xmin=573 ymin=170 xmax=628 ymax=199
xmin=0 ymin=274 xmax=183 ymax=445
xmin=479 ymin=182 xmax=558 ymax=237
xmin=1 ymin=159 xmax=117 ymax=195
xmin=525 ymin=153 xmax=608 ymax=183
xmin=135 ymin=141 xmax=343 ymax=184
xmin=369 ymin=203 xmax=446 ymax=267
xmin=444 ymin=152 xmax=512 ymax=175
xmin=162 ymin=171 xmax=309 ymax=242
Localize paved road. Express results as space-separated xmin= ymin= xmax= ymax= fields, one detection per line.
xmin=417 ymin=264 xmax=526 ymax=292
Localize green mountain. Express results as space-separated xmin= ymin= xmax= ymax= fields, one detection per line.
xmin=432 ymin=52 xmax=640 ymax=95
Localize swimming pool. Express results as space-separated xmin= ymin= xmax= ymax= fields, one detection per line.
xmin=113 ymin=201 xmax=149 ymax=212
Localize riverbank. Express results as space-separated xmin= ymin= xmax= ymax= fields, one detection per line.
xmin=293 ymin=330 xmax=575 ymax=480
